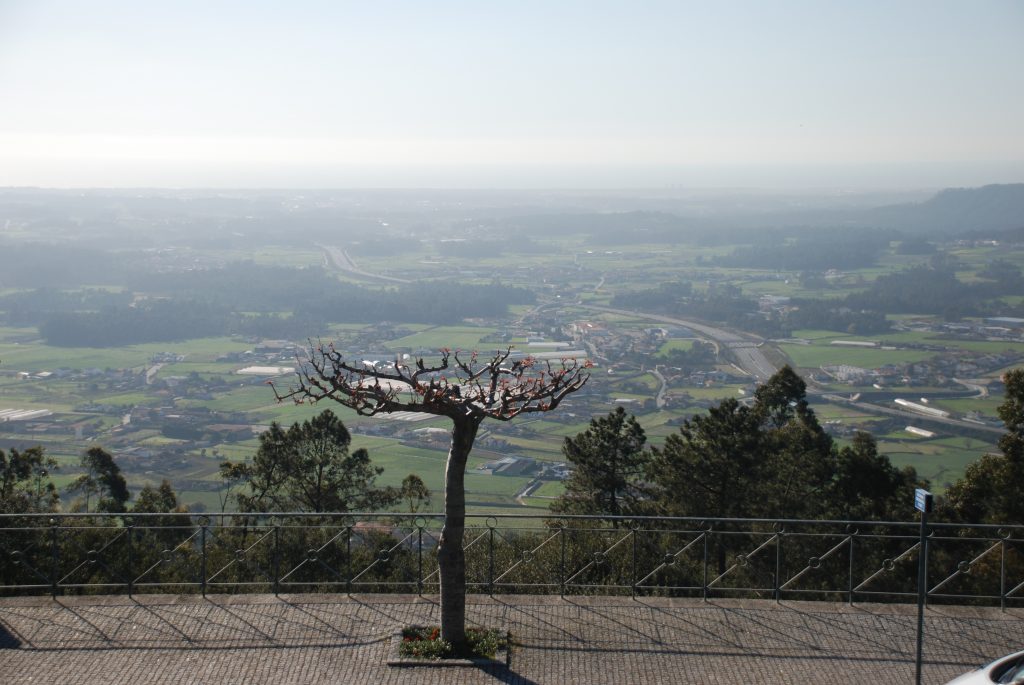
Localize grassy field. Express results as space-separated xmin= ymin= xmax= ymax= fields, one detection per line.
xmin=780 ymin=343 xmax=934 ymax=369
xmin=0 ymin=336 xmax=253 ymax=372
xmin=657 ymin=339 xmax=695 ymax=355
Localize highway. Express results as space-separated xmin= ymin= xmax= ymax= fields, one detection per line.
xmin=820 ymin=394 xmax=1005 ymax=437
xmin=579 ymin=305 xmax=779 ymax=381
xmin=575 ymin=306 xmax=1007 ymax=440
xmin=320 ymin=245 xmax=411 ymax=284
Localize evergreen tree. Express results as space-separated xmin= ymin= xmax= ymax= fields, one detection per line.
xmin=827 ymin=432 xmax=922 ymax=521
xmin=944 ymin=368 xmax=1024 ymax=524
xmin=648 ymin=397 xmax=764 ymax=518
xmin=552 ymin=406 xmax=651 ymax=519
xmin=221 ymin=409 xmax=400 ymax=513
xmin=67 ymin=447 xmax=129 ymax=513
xmin=0 ymin=446 xmax=59 ymax=514
xmin=651 ymin=366 xmax=928 ymax=525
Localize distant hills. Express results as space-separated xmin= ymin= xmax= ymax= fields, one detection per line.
xmin=859 ymin=183 xmax=1024 ymax=235
xmin=743 ymin=183 xmax=1024 ymax=236
xmin=499 ymin=183 xmax=1024 ymax=240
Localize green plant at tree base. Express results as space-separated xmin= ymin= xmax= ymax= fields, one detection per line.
xmin=399 ymin=625 xmax=508 ymax=660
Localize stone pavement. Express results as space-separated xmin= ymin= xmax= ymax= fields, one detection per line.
xmin=1 ymin=593 xmax=1021 ymax=684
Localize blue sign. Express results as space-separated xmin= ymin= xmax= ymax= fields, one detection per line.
xmin=914 ymin=488 xmax=933 ymax=513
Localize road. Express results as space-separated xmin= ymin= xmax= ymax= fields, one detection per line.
xmin=952 ymin=377 xmax=989 ymax=398
xmin=820 ymin=394 xmax=1005 ymax=437
xmin=320 ymin=245 xmax=411 ymax=284
xmin=580 ymin=305 xmax=779 ymax=381
xmin=575 ymin=306 xmax=1007 ymax=440
xmin=650 ymin=367 xmax=668 ymax=408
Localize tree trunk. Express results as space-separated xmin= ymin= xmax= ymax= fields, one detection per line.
xmin=437 ymin=415 xmax=481 ymax=655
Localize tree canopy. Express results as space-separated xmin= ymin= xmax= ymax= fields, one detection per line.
xmin=66 ymin=447 xmax=130 ymax=513
xmin=0 ymin=446 xmax=59 ymax=514
xmin=220 ymin=409 xmax=399 ymax=513
xmin=272 ymin=345 xmax=589 ymax=654
xmin=577 ymin=366 xmax=925 ymax=523
xmin=552 ymin=406 xmax=652 ymax=519
xmin=944 ymin=368 xmax=1024 ymax=524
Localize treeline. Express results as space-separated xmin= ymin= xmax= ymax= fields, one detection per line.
xmin=780 ymin=299 xmax=891 ymax=335
xmin=554 ymin=368 xmax=922 ymax=524
xmin=0 ymin=288 xmax=132 ymax=326
xmin=607 ymin=257 xmax=1024 ymax=337
xmin=844 ymin=259 xmax=1024 ymax=319
xmin=0 ymin=243 xmax=129 ymax=288
xmin=611 ymin=283 xmax=782 ymax=337
xmin=555 ymin=365 xmax=1024 ymax=526
xmin=36 ymin=300 xmax=327 ymax=347
xmin=0 ymin=413 xmax=431 ymax=593
xmin=31 ymin=271 xmax=535 ymax=346
xmin=128 ymin=263 xmax=339 ymax=311
xmin=552 ymin=367 xmax=1024 ymax=588
xmin=713 ymin=233 xmax=890 ymax=271
xmin=309 ymin=281 xmax=535 ymax=326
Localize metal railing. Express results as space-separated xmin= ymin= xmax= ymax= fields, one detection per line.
xmin=1 ymin=512 xmax=1021 ymax=608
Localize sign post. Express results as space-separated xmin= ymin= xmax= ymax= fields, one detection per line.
xmin=914 ymin=488 xmax=932 ymax=685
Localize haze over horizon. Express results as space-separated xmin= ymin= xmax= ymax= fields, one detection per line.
xmin=1 ymin=0 xmax=1022 ymax=190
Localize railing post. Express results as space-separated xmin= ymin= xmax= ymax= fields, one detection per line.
xmin=488 ymin=525 xmax=495 ymax=596
xmin=631 ymin=526 xmax=638 ymax=599
xmin=417 ymin=523 xmax=423 ymax=596
xmin=345 ymin=524 xmax=352 ymax=595
xmin=702 ymin=529 xmax=709 ymax=602
xmin=1000 ymin=536 xmax=1006 ymax=612
xmin=774 ymin=532 xmax=781 ymax=602
xmin=50 ymin=518 xmax=59 ymax=599
xmin=126 ymin=523 xmax=134 ymax=598
xmin=923 ymin=530 xmax=930 ymax=608
xmin=200 ymin=520 xmax=207 ymax=598
xmin=559 ymin=525 xmax=566 ymax=598
xmin=847 ymin=532 xmax=855 ymax=605
xmin=272 ymin=524 xmax=280 ymax=597
xmin=915 ymin=505 xmax=931 ymax=685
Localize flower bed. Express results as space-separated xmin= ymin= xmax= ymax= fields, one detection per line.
xmin=388 ymin=625 xmax=510 ymax=666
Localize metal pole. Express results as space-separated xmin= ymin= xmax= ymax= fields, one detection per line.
xmin=50 ymin=518 xmax=59 ymax=599
xmin=200 ymin=522 xmax=207 ymax=598
xmin=345 ymin=525 xmax=352 ymax=595
xmin=631 ymin=527 xmax=637 ymax=599
xmin=915 ymin=509 xmax=929 ymax=685
xmin=774 ymin=532 xmax=781 ymax=602
xmin=273 ymin=525 xmax=280 ymax=597
xmin=560 ymin=525 xmax=566 ymax=598
xmin=127 ymin=524 xmax=134 ymax=598
xmin=417 ymin=525 xmax=423 ymax=596
xmin=1000 ymin=537 xmax=1006 ymax=612
xmin=702 ymin=531 xmax=709 ymax=601
xmin=488 ymin=527 xmax=495 ymax=596
xmin=847 ymin=533 xmax=855 ymax=605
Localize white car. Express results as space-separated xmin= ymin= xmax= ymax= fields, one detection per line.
xmin=946 ymin=650 xmax=1024 ymax=684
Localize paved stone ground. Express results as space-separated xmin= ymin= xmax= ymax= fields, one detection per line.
xmin=0 ymin=594 xmax=1021 ymax=684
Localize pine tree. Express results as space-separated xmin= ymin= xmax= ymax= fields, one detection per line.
xmin=552 ymin=406 xmax=651 ymax=519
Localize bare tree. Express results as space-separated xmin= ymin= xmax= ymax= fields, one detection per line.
xmin=272 ymin=344 xmax=589 ymax=653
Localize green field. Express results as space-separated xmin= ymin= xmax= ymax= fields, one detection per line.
xmin=657 ymin=339 xmax=694 ymax=355
xmin=0 ymin=336 xmax=253 ymax=372
xmin=780 ymin=343 xmax=933 ymax=369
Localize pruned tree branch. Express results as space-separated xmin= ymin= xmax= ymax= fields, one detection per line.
xmin=270 ymin=342 xmax=590 ymax=421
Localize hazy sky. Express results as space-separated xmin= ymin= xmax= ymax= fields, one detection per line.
xmin=1 ymin=1 xmax=1022 ymax=189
